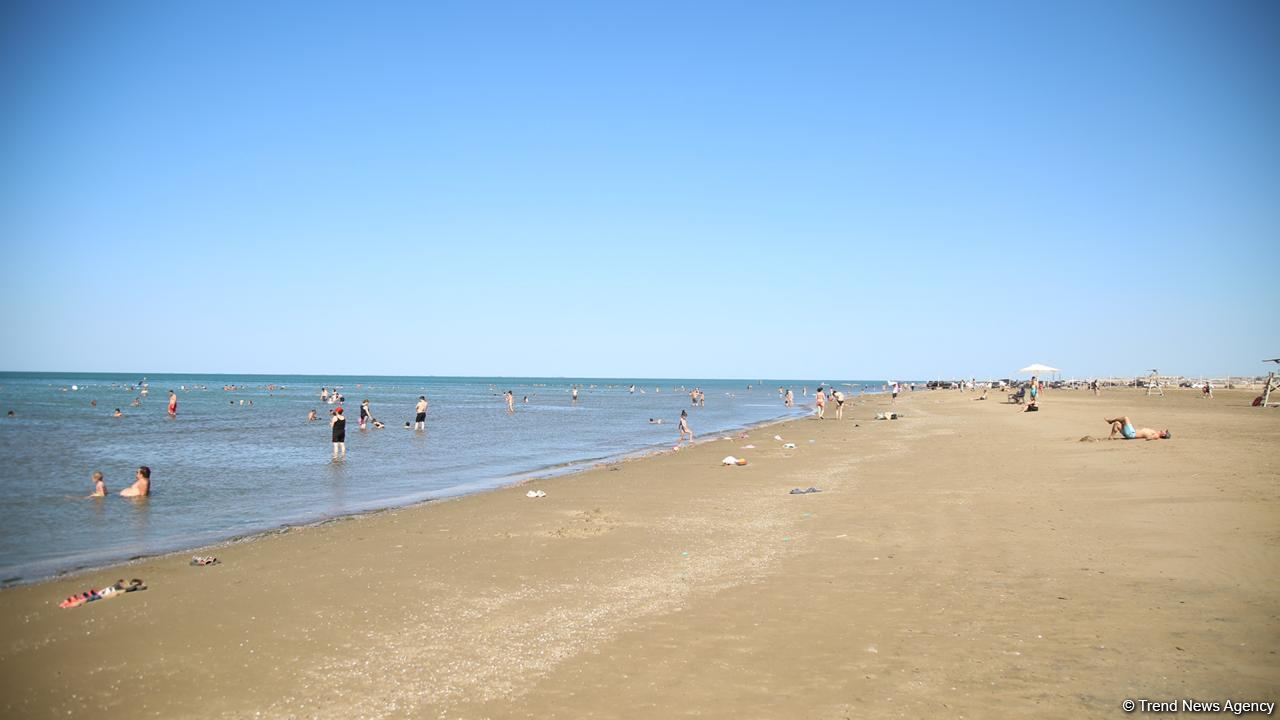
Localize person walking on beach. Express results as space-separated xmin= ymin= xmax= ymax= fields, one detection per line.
xmin=1029 ymin=377 xmax=1039 ymax=406
xmin=678 ymin=410 xmax=694 ymax=443
xmin=414 ymin=396 xmax=428 ymax=430
xmin=167 ymin=390 xmax=178 ymax=418
xmin=120 ymin=466 xmax=151 ymax=497
xmin=1202 ymin=381 xmax=1213 ymax=399
xmin=891 ymin=381 xmax=900 ymax=404
xmin=331 ymin=407 xmax=347 ymax=459
xmin=814 ymin=387 xmax=826 ymax=419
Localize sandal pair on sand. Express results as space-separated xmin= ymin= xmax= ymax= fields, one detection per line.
xmin=58 ymin=578 xmax=145 ymax=609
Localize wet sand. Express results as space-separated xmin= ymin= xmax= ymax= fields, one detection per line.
xmin=1 ymin=387 xmax=1276 ymax=718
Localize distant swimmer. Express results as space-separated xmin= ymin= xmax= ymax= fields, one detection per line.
xmin=648 ymin=418 xmax=664 ymax=424
xmin=113 ymin=408 xmax=123 ymax=418
xmin=372 ymin=419 xmax=385 ymax=429
xmin=5 ymin=410 xmax=13 ymax=417
xmin=167 ymin=390 xmax=178 ymax=417
xmin=130 ymin=398 xmax=141 ymax=407
xmin=678 ymin=410 xmax=694 ymax=443
xmin=814 ymin=387 xmax=826 ymax=419
xmin=331 ymin=407 xmax=347 ymax=459
xmin=629 ymin=385 xmax=636 ymax=394
xmin=88 ymin=471 xmax=107 ymax=498
xmin=505 ymin=390 xmax=515 ymax=413
xmin=414 ymin=396 xmax=428 ymax=430
xmin=119 ymin=466 xmax=151 ymax=498
xmin=1104 ymin=416 xmax=1171 ymax=441
xmin=523 ymin=396 xmax=529 ymax=404
xmin=90 ymin=399 xmax=97 ymax=407
xmin=307 ymin=409 xmax=318 ymax=422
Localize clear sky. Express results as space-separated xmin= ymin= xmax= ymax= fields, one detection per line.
xmin=2 ymin=0 xmax=1277 ymax=380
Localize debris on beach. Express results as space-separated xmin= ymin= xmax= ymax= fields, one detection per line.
xmin=721 ymin=456 xmax=748 ymax=466
xmin=190 ymin=556 xmax=220 ymax=566
xmin=59 ymin=578 xmax=146 ymax=609
xmin=525 ymin=490 xmax=547 ymax=498
xmin=789 ymin=487 xmax=821 ymax=494
xmin=875 ymin=412 xmax=900 ymax=420
xmin=782 ymin=443 xmax=797 ymax=449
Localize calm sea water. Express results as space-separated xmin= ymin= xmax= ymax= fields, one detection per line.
xmin=0 ymin=373 xmax=887 ymax=583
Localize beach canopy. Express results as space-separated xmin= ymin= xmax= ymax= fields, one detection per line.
xmin=1018 ymin=363 xmax=1061 ymax=374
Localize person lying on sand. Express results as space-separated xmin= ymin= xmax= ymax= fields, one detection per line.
xmin=1105 ymin=416 xmax=1171 ymax=441
xmin=120 ymin=466 xmax=151 ymax=497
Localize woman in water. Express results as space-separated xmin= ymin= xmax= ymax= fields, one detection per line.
xmin=331 ymin=407 xmax=347 ymax=459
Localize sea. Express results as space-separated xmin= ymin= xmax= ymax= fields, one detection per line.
xmin=0 ymin=373 xmax=887 ymax=584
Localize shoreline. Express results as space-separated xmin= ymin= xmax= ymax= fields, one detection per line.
xmin=4 ymin=387 xmax=1270 ymax=718
xmin=2 ymin=405 xmax=811 ymax=588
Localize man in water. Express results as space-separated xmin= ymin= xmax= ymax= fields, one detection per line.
xmin=1104 ymin=416 xmax=1172 ymax=441
xmin=414 ymin=396 xmax=428 ymax=430
xmin=331 ymin=407 xmax=347 ymax=459
xmin=120 ymin=466 xmax=151 ymax=497
xmin=572 ymin=387 xmax=579 ymax=402
xmin=167 ymin=390 xmax=178 ymax=417
xmin=112 ymin=408 xmax=123 ymax=418
xmin=307 ymin=409 xmax=318 ymax=422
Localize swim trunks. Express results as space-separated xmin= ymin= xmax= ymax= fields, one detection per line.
xmin=415 ymin=411 xmax=426 ymax=423
xmin=332 ymin=417 xmax=346 ymax=443
xmin=1122 ymin=423 xmax=1136 ymax=440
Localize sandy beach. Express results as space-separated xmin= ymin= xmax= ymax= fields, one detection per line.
xmin=1 ymin=387 xmax=1276 ymax=719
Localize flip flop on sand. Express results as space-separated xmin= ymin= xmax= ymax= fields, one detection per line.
xmin=190 ymin=556 xmax=219 ymax=566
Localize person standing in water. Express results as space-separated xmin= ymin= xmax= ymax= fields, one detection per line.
xmin=571 ymin=387 xmax=579 ymax=403
xmin=414 ymin=396 xmax=428 ymax=430
xmin=331 ymin=407 xmax=347 ymax=459
xmin=359 ymin=400 xmax=372 ymax=430
xmin=167 ymin=390 xmax=178 ymax=418
xmin=505 ymin=391 xmax=515 ymax=414
xmin=784 ymin=388 xmax=794 ymax=407
xmin=678 ymin=410 xmax=694 ymax=444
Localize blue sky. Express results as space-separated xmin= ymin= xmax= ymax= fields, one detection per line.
xmin=2 ymin=0 xmax=1277 ymax=379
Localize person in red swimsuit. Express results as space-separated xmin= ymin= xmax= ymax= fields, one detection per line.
xmin=167 ymin=390 xmax=178 ymax=417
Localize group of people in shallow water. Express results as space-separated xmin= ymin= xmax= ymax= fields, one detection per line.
xmin=87 ymin=466 xmax=152 ymax=498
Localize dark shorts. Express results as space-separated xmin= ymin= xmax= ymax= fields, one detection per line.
xmin=333 ymin=432 xmax=345 ymax=443
xmin=415 ymin=412 xmax=426 ymax=423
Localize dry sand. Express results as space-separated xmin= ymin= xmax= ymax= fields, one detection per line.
xmin=1 ymin=388 xmax=1276 ymax=719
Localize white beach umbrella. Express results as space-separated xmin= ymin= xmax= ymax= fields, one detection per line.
xmin=1018 ymin=363 xmax=1060 ymax=375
